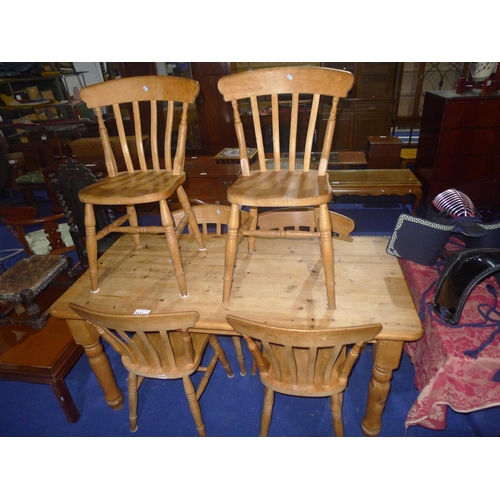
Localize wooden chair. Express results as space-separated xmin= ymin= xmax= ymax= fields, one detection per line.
xmin=14 ymin=127 xmax=67 ymax=211
xmin=218 ymin=66 xmax=354 ymax=309
xmin=256 ymin=208 xmax=355 ymax=239
xmin=226 ymin=314 xmax=382 ymax=436
xmin=69 ymin=304 xmax=234 ymax=435
xmin=79 ymin=75 xmax=206 ymax=295
xmin=172 ymin=201 xmax=252 ymax=376
xmin=0 ymin=206 xmax=75 ymax=257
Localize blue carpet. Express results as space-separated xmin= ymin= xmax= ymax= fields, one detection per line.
xmin=1 ymin=189 xmax=499 ymax=439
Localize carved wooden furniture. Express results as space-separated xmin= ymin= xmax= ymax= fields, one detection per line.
xmin=226 ymin=314 xmax=382 ymax=436
xmin=79 ymin=75 xmax=206 ymax=295
xmin=0 ymin=254 xmax=71 ymax=329
xmin=329 ymin=169 xmax=423 ymax=215
xmin=217 ymin=66 xmax=354 ymax=309
xmin=0 ymin=316 xmax=83 ymax=423
xmin=0 ymin=206 xmax=74 ymax=257
xmin=51 ymin=160 xmax=121 ymax=269
xmin=50 ymin=233 xmax=423 ymax=437
xmin=415 ymin=89 xmax=500 ymax=211
xmin=68 ymin=305 xmax=233 ymax=435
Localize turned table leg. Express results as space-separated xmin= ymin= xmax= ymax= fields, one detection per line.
xmin=67 ymin=319 xmax=123 ymax=411
xmin=362 ymin=339 xmax=404 ymax=437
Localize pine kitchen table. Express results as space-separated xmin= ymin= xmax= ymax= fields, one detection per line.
xmin=50 ymin=232 xmax=422 ymax=436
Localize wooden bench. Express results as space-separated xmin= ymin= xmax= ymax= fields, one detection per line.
xmin=329 ymin=168 xmax=422 ymax=215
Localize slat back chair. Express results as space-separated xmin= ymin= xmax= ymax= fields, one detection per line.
xmin=218 ymin=67 xmax=354 ymax=309
xmin=172 ymin=202 xmax=252 ymax=376
xmin=256 ymin=208 xmax=355 ymax=239
xmin=226 ymin=314 xmax=382 ymax=436
xmin=79 ymin=75 xmax=206 ymax=296
xmin=69 ymin=303 xmax=234 ymax=435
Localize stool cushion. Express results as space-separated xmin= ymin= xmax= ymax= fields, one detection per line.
xmin=15 ymin=170 xmax=44 ymax=186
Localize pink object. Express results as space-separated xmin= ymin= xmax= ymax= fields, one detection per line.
xmin=400 ymin=239 xmax=500 ymax=430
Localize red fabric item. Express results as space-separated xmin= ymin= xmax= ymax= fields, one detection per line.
xmin=400 ymin=240 xmax=500 ymax=430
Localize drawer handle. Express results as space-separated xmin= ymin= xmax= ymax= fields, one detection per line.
xmin=368 ymin=106 xmax=376 ymax=111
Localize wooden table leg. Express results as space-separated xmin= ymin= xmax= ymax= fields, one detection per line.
xmin=362 ymin=339 xmax=404 ymax=437
xmin=67 ymin=319 xmax=123 ymax=411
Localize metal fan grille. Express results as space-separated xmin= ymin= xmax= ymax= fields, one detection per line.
xmin=433 ymin=189 xmax=476 ymax=218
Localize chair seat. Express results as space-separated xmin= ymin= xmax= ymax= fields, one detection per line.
xmin=78 ymin=171 xmax=186 ymax=205
xmin=227 ymin=170 xmax=333 ymax=207
xmin=15 ymin=170 xmax=44 ymax=186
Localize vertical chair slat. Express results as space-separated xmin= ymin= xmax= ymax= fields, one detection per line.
xmin=132 ymin=101 xmax=147 ymax=171
xmin=304 ymin=94 xmax=320 ymax=171
xmin=271 ymin=94 xmax=280 ymax=171
xmin=285 ymin=344 xmax=297 ymax=386
xmin=307 ymin=346 xmax=317 ymax=387
xmin=250 ymin=96 xmax=266 ymax=172
xmin=113 ymin=103 xmax=134 ymax=172
xmin=164 ymin=100 xmax=174 ymax=171
xmin=289 ymin=93 xmax=299 ymax=171
xmin=150 ymin=101 xmax=160 ymax=170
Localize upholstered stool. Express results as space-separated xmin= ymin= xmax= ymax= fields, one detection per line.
xmin=15 ymin=169 xmax=47 ymax=207
xmin=0 ymin=254 xmax=71 ymax=329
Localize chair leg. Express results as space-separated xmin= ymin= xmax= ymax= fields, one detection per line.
xmin=183 ymin=376 xmax=207 ymax=437
xmin=177 ymin=186 xmax=206 ymax=251
xmin=159 ymin=199 xmax=188 ymax=298
xmin=128 ymin=372 xmax=139 ymax=432
xmin=126 ymin=205 xmax=142 ymax=250
xmin=232 ymin=336 xmax=247 ymax=376
xmin=247 ymin=207 xmax=258 ymax=254
xmin=318 ymin=203 xmax=335 ymax=310
xmin=260 ymin=386 xmax=274 ymax=437
xmin=84 ymin=203 xmax=100 ymax=293
xmin=330 ymin=393 xmax=344 ymax=437
xmin=222 ymin=203 xmax=240 ymax=303
xmin=208 ymin=335 xmax=234 ymax=378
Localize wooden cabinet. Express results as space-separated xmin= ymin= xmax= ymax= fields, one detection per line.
xmin=320 ymin=62 xmax=397 ymax=150
xmin=415 ymin=89 xmax=500 ymax=210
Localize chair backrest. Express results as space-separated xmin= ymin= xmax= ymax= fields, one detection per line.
xmin=226 ymin=314 xmax=381 ymax=395
xmin=172 ymin=201 xmax=251 ymax=235
xmin=50 ymin=160 xmax=120 ymax=267
xmin=69 ymin=303 xmax=201 ymax=377
xmin=218 ymin=66 xmax=354 ymax=177
xmin=80 ymin=75 xmax=200 ymax=178
xmin=0 ymin=205 xmax=74 ymax=256
xmin=257 ymin=208 xmax=355 ymax=238
xmin=25 ymin=127 xmax=65 ymax=169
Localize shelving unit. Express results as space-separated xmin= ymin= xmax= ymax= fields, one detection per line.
xmin=0 ymin=70 xmax=90 ymax=144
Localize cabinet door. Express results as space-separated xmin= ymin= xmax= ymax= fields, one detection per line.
xmin=190 ymin=63 xmax=236 ymax=155
xmin=356 ymin=63 xmax=397 ymax=99
xmin=352 ymin=103 xmax=392 ymax=150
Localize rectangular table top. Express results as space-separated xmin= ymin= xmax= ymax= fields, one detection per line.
xmin=50 ymin=234 xmax=422 ymax=342
xmin=329 ymin=169 xmax=422 ymax=188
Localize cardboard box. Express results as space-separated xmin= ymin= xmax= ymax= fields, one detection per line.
xmin=41 ymin=90 xmax=55 ymax=100
xmin=26 ymin=86 xmax=41 ymax=101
